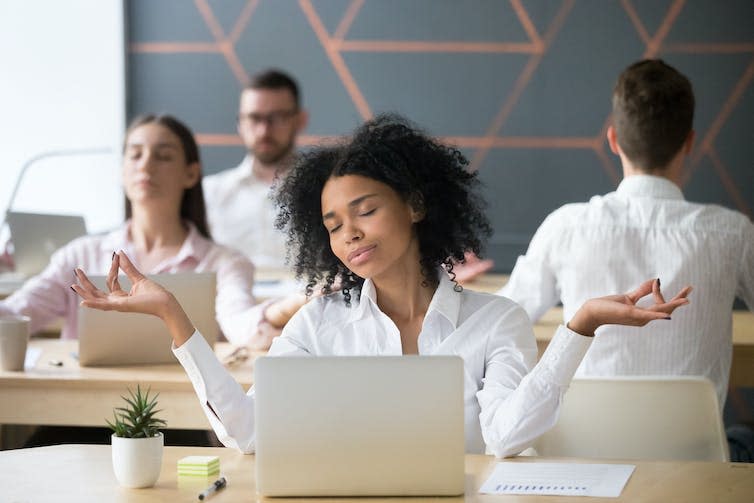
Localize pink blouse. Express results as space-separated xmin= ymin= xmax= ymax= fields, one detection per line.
xmin=0 ymin=221 xmax=262 ymax=345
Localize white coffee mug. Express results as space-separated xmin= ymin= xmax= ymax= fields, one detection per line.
xmin=0 ymin=315 xmax=30 ymax=371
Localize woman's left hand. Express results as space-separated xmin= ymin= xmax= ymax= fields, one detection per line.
xmin=567 ymin=278 xmax=692 ymax=337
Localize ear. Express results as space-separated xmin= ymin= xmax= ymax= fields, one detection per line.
xmin=184 ymin=162 xmax=201 ymax=189
xmin=295 ymin=108 xmax=309 ymax=133
xmin=607 ymin=125 xmax=621 ymax=155
xmin=683 ymin=129 xmax=695 ymax=155
xmin=408 ymin=193 xmax=426 ymax=223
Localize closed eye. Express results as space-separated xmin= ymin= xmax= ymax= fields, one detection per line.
xmin=328 ymin=224 xmax=342 ymax=234
xmin=360 ymin=208 xmax=376 ymax=216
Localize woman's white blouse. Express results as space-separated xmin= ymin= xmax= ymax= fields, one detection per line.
xmin=174 ymin=272 xmax=592 ymax=456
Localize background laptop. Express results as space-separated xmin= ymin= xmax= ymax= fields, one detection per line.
xmin=254 ymin=355 xmax=465 ymax=497
xmin=77 ymin=272 xmax=218 ymax=366
xmin=6 ymin=211 xmax=87 ymax=276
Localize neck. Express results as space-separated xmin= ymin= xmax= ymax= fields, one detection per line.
xmin=621 ymin=152 xmax=684 ymax=187
xmin=252 ymin=154 xmax=292 ymax=184
xmin=372 ymin=256 xmax=435 ymax=323
xmin=129 ymin=206 xmax=187 ymax=252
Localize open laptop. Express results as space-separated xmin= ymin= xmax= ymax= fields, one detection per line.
xmin=6 ymin=211 xmax=87 ymax=276
xmin=77 ymin=272 xmax=218 ymax=366
xmin=254 ymin=355 xmax=465 ymax=497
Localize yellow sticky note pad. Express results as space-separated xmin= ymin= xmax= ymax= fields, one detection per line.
xmin=177 ymin=455 xmax=221 ymax=478
xmin=178 ymin=455 xmax=220 ymax=468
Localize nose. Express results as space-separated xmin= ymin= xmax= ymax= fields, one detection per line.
xmin=135 ymin=150 xmax=156 ymax=173
xmin=252 ymin=119 xmax=272 ymax=135
xmin=343 ymin=219 xmax=363 ymax=244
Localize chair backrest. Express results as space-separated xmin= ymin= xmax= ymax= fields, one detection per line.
xmin=534 ymin=376 xmax=729 ymax=461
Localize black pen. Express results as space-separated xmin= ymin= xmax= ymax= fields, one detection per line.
xmin=198 ymin=476 xmax=227 ymax=500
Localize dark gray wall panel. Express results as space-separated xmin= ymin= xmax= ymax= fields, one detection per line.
xmin=233 ymin=0 xmax=362 ymax=136
xmin=128 ymin=53 xmax=240 ymax=134
xmin=666 ymin=0 xmax=753 ymax=43
xmin=503 ymin=1 xmax=644 ymax=136
xmin=345 ymin=0 xmax=529 ymax=41
xmin=128 ymin=0 xmax=214 ymax=42
xmin=344 ymin=53 xmax=529 ymax=137
xmin=126 ymin=0 xmax=754 ymax=271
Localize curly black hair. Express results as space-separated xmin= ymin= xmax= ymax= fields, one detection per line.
xmin=274 ymin=114 xmax=492 ymax=304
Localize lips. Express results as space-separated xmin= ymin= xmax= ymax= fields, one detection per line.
xmin=347 ymin=245 xmax=376 ymax=265
xmin=132 ymin=178 xmax=153 ymax=187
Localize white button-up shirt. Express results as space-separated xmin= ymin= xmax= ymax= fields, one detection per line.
xmin=174 ymin=271 xmax=592 ymax=456
xmin=500 ymin=175 xmax=754 ymax=407
xmin=203 ymin=157 xmax=288 ymax=269
xmin=0 ymin=221 xmax=263 ymax=345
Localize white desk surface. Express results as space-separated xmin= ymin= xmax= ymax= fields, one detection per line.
xmin=0 ymin=445 xmax=752 ymax=502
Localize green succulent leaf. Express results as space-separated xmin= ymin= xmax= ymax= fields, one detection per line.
xmin=106 ymin=384 xmax=167 ymax=438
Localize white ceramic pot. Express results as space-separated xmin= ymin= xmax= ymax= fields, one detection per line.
xmin=111 ymin=432 xmax=164 ymax=488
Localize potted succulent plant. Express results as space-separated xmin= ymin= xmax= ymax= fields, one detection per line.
xmin=108 ymin=385 xmax=167 ymax=488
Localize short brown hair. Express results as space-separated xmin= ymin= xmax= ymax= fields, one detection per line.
xmin=245 ymin=69 xmax=300 ymax=108
xmin=612 ymin=59 xmax=694 ymax=171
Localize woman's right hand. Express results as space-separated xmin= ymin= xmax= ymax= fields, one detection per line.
xmin=71 ymin=250 xmax=195 ymax=346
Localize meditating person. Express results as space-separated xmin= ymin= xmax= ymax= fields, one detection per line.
xmin=1 ymin=114 xmax=276 ymax=348
xmin=72 ymin=115 xmax=690 ymax=456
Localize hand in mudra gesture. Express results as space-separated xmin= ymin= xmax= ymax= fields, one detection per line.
xmin=568 ymin=278 xmax=692 ymax=337
xmin=72 ymin=251 xmax=195 ymax=345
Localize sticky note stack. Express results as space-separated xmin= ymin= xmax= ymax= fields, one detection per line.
xmin=177 ymin=456 xmax=220 ymax=478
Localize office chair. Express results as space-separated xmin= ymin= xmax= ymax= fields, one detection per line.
xmin=534 ymin=376 xmax=729 ymax=461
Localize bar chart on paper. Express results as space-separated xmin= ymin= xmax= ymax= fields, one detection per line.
xmin=479 ymin=462 xmax=635 ymax=497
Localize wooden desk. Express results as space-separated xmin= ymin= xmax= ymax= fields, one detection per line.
xmin=0 ymin=340 xmax=256 ymax=430
xmin=0 ymin=445 xmax=751 ymax=502
xmin=465 ymin=274 xmax=754 ymax=388
xmin=1 ymin=274 xmax=751 ymax=433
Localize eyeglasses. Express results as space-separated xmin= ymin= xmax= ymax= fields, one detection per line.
xmin=238 ymin=109 xmax=298 ymax=128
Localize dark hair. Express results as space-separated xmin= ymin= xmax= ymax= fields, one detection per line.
xmin=245 ymin=69 xmax=301 ymax=108
xmin=612 ymin=59 xmax=695 ymax=171
xmin=123 ymin=114 xmax=211 ymax=239
xmin=275 ymin=114 xmax=492 ymax=304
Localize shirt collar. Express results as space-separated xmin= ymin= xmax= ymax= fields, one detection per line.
xmin=616 ymin=174 xmax=684 ymax=201
xmin=232 ymin=156 xmax=255 ymax=183
xmin=171 ymin=221 xmax=211 ymax=267
xmin=347 ymin=269 xmax=461 ymax=330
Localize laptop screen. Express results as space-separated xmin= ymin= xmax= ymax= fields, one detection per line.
xmin=7 ymin=211 xmax=87 ymax=276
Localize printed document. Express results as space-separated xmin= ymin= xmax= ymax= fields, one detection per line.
xmin=479 ymin=462 xmax=635 ymax=498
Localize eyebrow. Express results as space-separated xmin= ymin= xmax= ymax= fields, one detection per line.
xmin=125 ymin=142 xmax=180 ymax=150
xmin=322 ymin=193 xmax=378 ymax=220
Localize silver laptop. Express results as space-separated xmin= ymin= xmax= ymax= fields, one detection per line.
xmin=77 ymin=272 xmax=218 ymax=366
xmin=7 ymin=211 xmax=87 ymax=276
xmin=254 ymin=355 xmax=465 ymax=497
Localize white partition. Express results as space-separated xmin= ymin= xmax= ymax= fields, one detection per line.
xmin=0 ymin=0 xmax=125 ymax=236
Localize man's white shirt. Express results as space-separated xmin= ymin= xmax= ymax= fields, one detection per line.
xmin=174 ymin=271 xmax=593 ymax=456
xmin=500 ymin=174 xmax=754 ymax=407
xmin=203 ymin=156 xmax=288 ymax=269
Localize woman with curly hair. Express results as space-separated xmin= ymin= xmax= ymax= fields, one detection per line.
xmin=72 ymin=114 xmax=690 ymax=456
